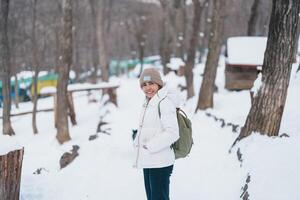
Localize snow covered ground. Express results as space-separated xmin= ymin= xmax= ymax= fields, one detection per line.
xmin=0 ymin=58 xmax=300 ymax=200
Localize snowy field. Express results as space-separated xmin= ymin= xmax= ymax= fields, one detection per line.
xmin=1 ymin=58 xmax=300 ymax=200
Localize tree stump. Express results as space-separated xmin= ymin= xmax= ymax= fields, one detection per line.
xmin=0 ymin=148 xmax=24 ymax=200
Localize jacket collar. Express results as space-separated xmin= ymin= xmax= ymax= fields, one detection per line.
xmin=144 ymin=86 xmax=168 ymax=107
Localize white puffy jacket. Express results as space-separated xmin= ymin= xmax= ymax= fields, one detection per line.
xmin=133 ymin=86 xmax=180 ymax=169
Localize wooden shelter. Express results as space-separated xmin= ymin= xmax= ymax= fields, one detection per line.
xmin=225 ymin=36 xmax=267 ymax=90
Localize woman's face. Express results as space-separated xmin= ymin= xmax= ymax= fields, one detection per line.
xmin=142 ymin=82 xmax=159 ymax=99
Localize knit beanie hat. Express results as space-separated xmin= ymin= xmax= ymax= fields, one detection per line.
xmin=139 ymin=68 xmax=163 ymax=87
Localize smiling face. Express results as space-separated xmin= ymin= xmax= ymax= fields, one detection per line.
xmin=142 ymin=81 xmax=160 ymax=99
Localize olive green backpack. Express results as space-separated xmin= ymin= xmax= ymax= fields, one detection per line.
xmin=158 ymin=99 xmax=193 ymax=159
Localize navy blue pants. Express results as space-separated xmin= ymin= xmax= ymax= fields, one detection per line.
xmin=143 ymin=165 xmax=173 ymax=200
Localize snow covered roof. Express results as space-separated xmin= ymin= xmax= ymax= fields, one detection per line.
xmin=226 ymin=36 xmax=267 ymax=66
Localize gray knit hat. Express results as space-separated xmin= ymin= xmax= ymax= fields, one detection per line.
xmin=139 ymin=68 xmax=163 ymax=87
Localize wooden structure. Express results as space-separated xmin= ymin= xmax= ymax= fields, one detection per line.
xmin=1 ymin=83 xmax=119 ymax=128
xmin=225 ymin=37 xmax=267 ymax=90
xmin=41 ymin=83 xmax=119 ymax=127
xmin=0 ymin=148 xmax=24 ymax=200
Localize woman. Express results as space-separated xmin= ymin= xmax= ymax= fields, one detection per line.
xmin=133 ymin=68 xmax=179 ymax=200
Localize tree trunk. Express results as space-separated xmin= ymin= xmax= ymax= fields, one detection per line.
xmin=13 ymin=74 xmax=19 ymax=109
xmin=247 ymin=0 xmax=261 ymax=36
xmin=88 ymin=0 xmax=100 ymax=83
xmin=159 ymin=0 xmax=172 ymax=75
xmin=138 ymin=43 xmax=145 ymax=77
xmin=73 ymin=0 xmax=81 ymax=83
xmin=0 ymin=0 xmax=15 ymax=136
xmin=293 ymin=20 xmax=300 ymax=61
xmin=198 ymin=0 xmax=211 ymax=63
xmin=67 ymin=92 xmax=77 ymax=125
xmin=238 ymin=0 xmax=300 ymax=140
xmin=56 ymin=0 xmax=73 ymax=144
xmin=32 ymin=0 xmax=39 ymax=134
xmin=98 ymin=0 xmax=110 ymax=82
xmin=0 ymin=148 xmax=24 ymax=200
xmin=32 ymin=70 xmax=39 ymax=134
xmin=54 ymin=0 xmax=62 ymax=74
xmin=184 ymin=0 xmax=206 ymax=99
xmin=196 ymin=0 xmax=223 ymax=111
xmin=174 ymin=0 xmax=186 ymax=60
xmin=54 ymin=28 xmax=60 ymax=73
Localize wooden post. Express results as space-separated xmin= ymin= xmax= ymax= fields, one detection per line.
xmin=107 ymin=88 xmax=117 ymax=106
xmin=67 ymin=92 xmax=77 ymax=125
xmin=0 ymin=148 xmax=24 ymax=200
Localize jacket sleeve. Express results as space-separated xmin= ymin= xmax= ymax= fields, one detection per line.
xmin=145 ymin=98 xmax=179 ymax=153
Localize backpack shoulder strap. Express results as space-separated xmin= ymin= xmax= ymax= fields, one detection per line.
xmin=177 ymin=108 xmax=188 ymax=118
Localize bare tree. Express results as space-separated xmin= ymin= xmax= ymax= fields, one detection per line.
xmin=247 ymin=0 xmax=261 ymax=36
xmin=56 ymin=0 xmax=73 ymax=144
xmin=8 ymin=12 xmax=20 ymax=109
xmin=158 ymin=0 xmax=186 ymax=74
xmin=125 ymin=9 xmax=148 ymax=76
xmin=196 ymin=0 xmax=223 ymax=111
xmin=88 ymin=0 xmax=100 ymax=83
xmin=293 ymin=20 xmax=300 ymax=62
xmin=13 ymin=74 xmax=19 ymax=108
xmin=173 ymin=0 xmax=187 ymax=60
xmin=197 ymin=1 xmax=212 ymax=63
xmin=98 ymin=0 xmax=111 ymax=82
xmin=31 ymin=0 xmax=40 ymax=134
xmin=72 ymin=0 xmax=81 ymax=82
xmin=159 ymin=0 xmax=172 ymax=75
xmin=237 ymin=0 xmax=300 ymax=141
xmin=1 ymin=0 xmax=15 ymax=135
xmin=184 ymin=0 xmax=208 ymax=99
xmin=247 ymin=0 xmax=272 ymax=36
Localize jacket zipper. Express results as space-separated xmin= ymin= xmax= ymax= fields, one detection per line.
xmin=135 ymin=100 xmax=149 ymax=168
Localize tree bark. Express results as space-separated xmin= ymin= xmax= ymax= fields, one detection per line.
xmin=56 ymin=0 xmax=73 ymax=144
xmin=73 ymin=0 xmax=81 ymax=83
xmin=13 ymin=74 xmax=19 ymax=109
xmin=98 ymin=0 xmax=110 ymax=82
xmin=196 ymin=0 xmax=223 ymax=111
xmin=198 ymin=0 xmax=211 ymax=63
xmin=293 ymin=20 xmax=300 ymax=61
xmin=0 ymin=148 xmax=24 ymax=200
xmin=88 ymin=0 xmax=100 ymax=83
xmin=174 ymin=0 xmax=186 ymax=60
xmin=54 ymin=27 xmax=60 ymax=73
xmin=67 ymin=92 xmax=77 ymax=125
xmin=0 ymin=0 xmax=15 ymax=135
xmin=247 ymin=0 xmax=261 ymax=36
xmin=238 ymin=0 xmax=300 ymax=140
xmin=32 ymin=0 xmax=39 ymax=134
xmin=159 ymin=0 xmax=172 ymax=75
xmin=184 ymin=0 xmax=207 ymax=99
